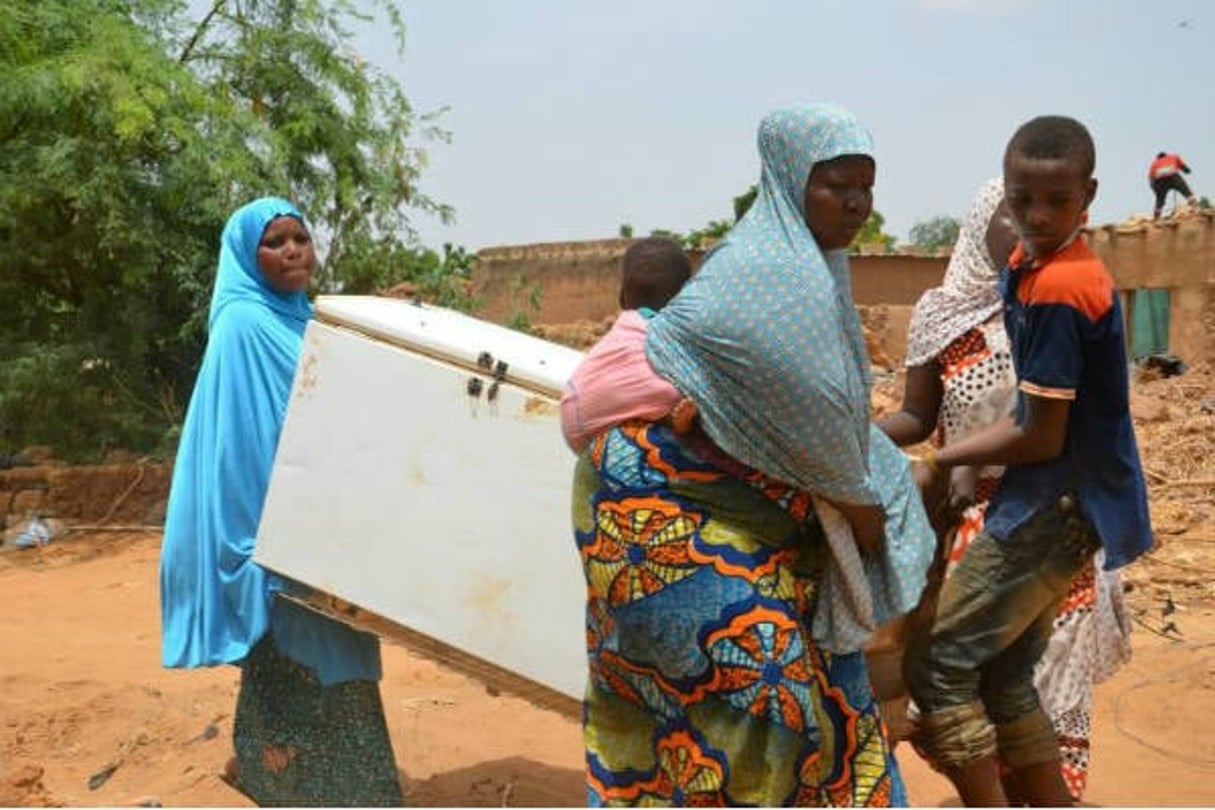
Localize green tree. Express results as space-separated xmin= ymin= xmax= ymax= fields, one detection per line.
xmin=678 ymin=185 xmax=756 ymax=250
xmin=682 ymin=219 xmax=732 ymax=250
xmin=732 ymin=185 xmax=758 ymax=221
xmin=647 ymin=227 xmax=687 ymax=246
xmin=0 ymin=0 xmax=449 ymax=460
xmin=909 ymin=216 xmax=961 ymax=251
xmin=850 ymin=210 xmax=897 ymax=252
xmin=170 ymin=0 xmax=452 ymax=292
xmin=372 ymin=243 xmax=478 ymax=311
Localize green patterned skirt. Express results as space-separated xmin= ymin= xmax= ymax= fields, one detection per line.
xmin=232 ymin=633 xmax=403 ymax=806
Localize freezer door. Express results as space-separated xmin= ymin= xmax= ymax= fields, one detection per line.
xmin=313 ymin=295 xmax=584 ymax=399
xmin=256 ymin=317 xmax=587 ymax=705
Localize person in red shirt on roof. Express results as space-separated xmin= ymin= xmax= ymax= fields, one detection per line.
xmin=1148 ymin=151 xmax=1198 ymax=219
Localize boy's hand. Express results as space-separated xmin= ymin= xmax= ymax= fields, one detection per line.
xmin=947 ymin=465 xmax=979 ymax=513
xmin=912 ymin=453 xmax=955 ymax=531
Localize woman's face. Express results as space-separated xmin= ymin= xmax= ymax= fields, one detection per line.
xmin=984 ymin=198 xmax=1019 ymax=269
xmin=257 ymin=215 xmax=315 ymax=294
xmin=802 ymin=154 xmax=875 ymax=251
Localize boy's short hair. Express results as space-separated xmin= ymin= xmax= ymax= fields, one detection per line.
xmin=1004 ymin=115 xmax=1096 ymax=178
xmin=620 ymin=237 xmax=692 ymax=311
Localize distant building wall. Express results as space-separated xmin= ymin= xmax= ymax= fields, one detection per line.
xmin=472 ymin=241 xmax=947 ymax=362
xmin=1087 ymin=212 xmax=1215 ymax=365
xmin=471 ymin=210 xmax=1215 ymax=366
xmin=472 ymin=239 xmax=634 ymax=325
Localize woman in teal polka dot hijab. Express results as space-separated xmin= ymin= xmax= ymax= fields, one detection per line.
xmin=647 ymin=103 xmax=935 ymax=651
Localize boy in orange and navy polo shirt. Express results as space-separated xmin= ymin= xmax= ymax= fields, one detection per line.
xmin=905 ymin=116 xmax=1152 ymax=807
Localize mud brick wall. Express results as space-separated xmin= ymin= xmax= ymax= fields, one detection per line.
xmin=0 ymin=462 xmax=172 ymax=528
xmin=470 ymin=211 xmax=1215 ymax=368
xmin=471 ymin=240 xmax=948 ymax=365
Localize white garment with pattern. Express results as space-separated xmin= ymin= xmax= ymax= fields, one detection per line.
xmin=905 ymin=178 xmax=1006 ymax=368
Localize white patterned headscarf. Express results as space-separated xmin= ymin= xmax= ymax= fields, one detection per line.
xmin=904 ymin=178 xmax=1006 ymax=367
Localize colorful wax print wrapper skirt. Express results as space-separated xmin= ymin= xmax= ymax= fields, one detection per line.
xmin=573 ymin=423 xmax=905 ymax=806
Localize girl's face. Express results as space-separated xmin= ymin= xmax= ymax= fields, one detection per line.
xmin=802 ymin=155 xmax=875 ymax=251
xmin=1003 ymin=153 xmax=1096 ymax=259
xmin=257 ymin=215 xmax=315 ymax=294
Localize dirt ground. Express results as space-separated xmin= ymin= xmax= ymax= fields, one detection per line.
xmin=1 ymin=529 xmax=1213 ymax=808
xmin=3 ymin=369 xmax=1215 ymax=807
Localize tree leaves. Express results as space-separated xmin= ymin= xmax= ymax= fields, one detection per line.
xmin=908 ymin=216 xmax=961 ymax=252
xmin=0 ymin=0 xmax=449 ymax=460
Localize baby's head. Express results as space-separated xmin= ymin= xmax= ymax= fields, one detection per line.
xmin=619 ymin=237 xmax=692 ymax=311
xmin=1002 ymin=115 xmax=1097 ymax=259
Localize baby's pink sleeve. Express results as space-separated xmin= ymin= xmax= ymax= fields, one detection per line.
xmin=560 ymin=312 xmax=683 ymax=452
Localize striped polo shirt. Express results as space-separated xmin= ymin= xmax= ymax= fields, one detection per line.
xmin=985 ymin=237 xmax=1153 ymax=571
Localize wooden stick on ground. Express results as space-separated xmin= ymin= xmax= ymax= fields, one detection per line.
xmin=60 ymin=525 xmax=163 ymax=535
xmin=1156 ymin=479 xmax=1215 ymax=490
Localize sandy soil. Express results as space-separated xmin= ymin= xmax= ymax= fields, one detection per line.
xmin=1 ymin=526 xmax=1213 ymax=808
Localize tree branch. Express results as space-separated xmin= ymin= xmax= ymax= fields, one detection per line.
xmin=178 ymin=0 xmax=226 ymax=63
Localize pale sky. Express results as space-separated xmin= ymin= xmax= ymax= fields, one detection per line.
xmin=357 ymin=0 xmax=1211 ymax=251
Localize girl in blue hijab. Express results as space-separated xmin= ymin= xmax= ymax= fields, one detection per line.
xmin=159 ymin=197 xmax=402 ymax=806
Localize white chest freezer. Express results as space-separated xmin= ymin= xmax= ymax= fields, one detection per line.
xmin=255 ymin=295 xmax=587 ymax=717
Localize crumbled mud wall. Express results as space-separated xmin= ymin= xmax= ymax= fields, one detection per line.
xmin=1 ymin=458 xmax=171 ymax=532
xmin=1088 ymin=209 xmax=1215 ymax=364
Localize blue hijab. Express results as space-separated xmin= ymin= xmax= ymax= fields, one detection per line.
xmin=160 ymin=197 xmax=380 ymax=684
xmin=647 ymin=105 xmax=933 ymax=647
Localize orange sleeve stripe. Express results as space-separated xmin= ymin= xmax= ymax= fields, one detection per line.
xmin=1020 ymin=380 xmax=1076 ymax=400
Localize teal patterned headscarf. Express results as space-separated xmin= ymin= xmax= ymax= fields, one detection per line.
xmin=647 ymin=103 xmax=877 ymax=504
xmin=646 ymin=104 xmax=934 ymax=649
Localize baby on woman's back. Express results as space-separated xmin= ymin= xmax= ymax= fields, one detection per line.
xmin=560 ymin=237 xmax=696 ymax=452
